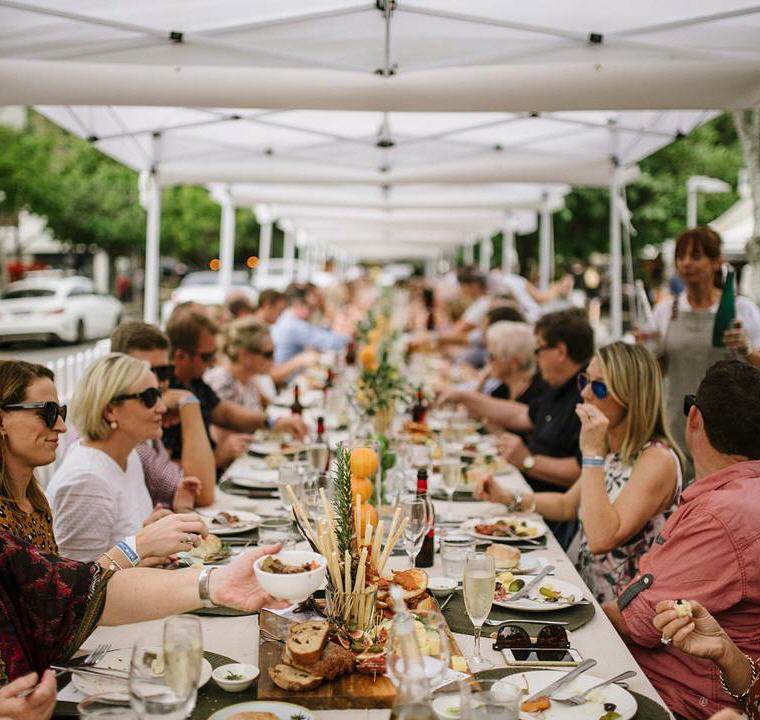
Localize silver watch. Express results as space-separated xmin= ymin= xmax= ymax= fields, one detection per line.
xmin=198 ymin=566 xmax=219 ymax=608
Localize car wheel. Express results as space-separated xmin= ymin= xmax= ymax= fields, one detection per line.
xmin=74 ymin=319 xmax=85 ymax=344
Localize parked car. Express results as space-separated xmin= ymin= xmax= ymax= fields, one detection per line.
xmin=161 ymin=271 xmax=257 ymax=325
xmin=0 ymin=275 xmax=123 ymax=344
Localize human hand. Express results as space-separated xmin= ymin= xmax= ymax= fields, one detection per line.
xmin=653 ymin=599 xmax=730 ymax=661
xmin=473 ymin=474 xmax=514 ymax=506
xmin=575 ymin=403 xmax=609 ymax=457
xmin=497 ymin=432 xmax=530 ymax=467
xmin=161 ymin=389 xmax=193 ymax=411
xmin=723 ymin=320 xmax=752 ymax=356
xmin=435 ymin=387 xmax=464 ymax=407
xmin=217 ymin=433 xmax=256 ymax=466
xmin=210 ymin=544 xmax=292 ymax=610
xmin=296 ymin=350 xmax=321 ymax=369
xmin=173 ymin=475 xmax=202 ymax=512
xmin=274 ymin=415 xmax=308 ymax=440
xmin=136 ymin=512 xmax=208 ymax=561
xmin=143 ymin=504 xmax=173 ymax=526
xmin=0 ymin=670 xmax=57 ymax=720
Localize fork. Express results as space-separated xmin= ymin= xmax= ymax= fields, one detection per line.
xmin=81 ymin=643 xmax=112 ymax=667
xmin=552 ymin=670 xmax=637 ymax=705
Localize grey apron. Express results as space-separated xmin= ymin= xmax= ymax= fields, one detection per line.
xmin=663 ymin=299 xmax=728 ymax=482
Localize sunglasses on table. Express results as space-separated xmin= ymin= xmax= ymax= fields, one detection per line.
xmin=111 ymin=387 xmax=162 ymax=409
xmin=151 ymin=364 xmax=174 ymax=383
xmin=1 ymin=401 xmax=67 ymax=429
xmin=493 ymin=623 xmax=570 ymax=661
xmin=577 ymin=372 xmax=609 ymax=400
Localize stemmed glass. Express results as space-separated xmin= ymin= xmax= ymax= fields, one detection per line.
xmin=129 ymin=617 xmax=202 ymax=720
xmin=439 ymin=445 xmax=463 ymax=521
xmin=401 ymin=496 xmax=430 ymax=568
xmin=463 ymin=553 xmax=496 ymax=671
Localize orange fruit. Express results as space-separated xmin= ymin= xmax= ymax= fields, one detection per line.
xmin=351 ymin=476 xmax=374 ymax=503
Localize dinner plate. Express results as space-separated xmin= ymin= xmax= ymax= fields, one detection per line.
xmin=495 ymin=670 xmax=637 ymax=720
xmin=208 ymin=700 xmax=317 ymax=720
xmin=248 ymin=442 xmax=304 ymax=457
xmin=229 ymin=469 xmax=279 ymax=489
xmin=201 ymin=510 xmax=262 ymax=535
xmin=465 ymin=517 xmax=548 ymax=542
xmin=71 ymin=650 xmax=212 ymax=697
xmin=495 ymin=555 xmax=552 ymax=575
xmin=493 ymin=576 xmax=588 ymax=612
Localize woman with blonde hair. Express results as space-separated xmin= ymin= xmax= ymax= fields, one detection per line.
xmin=47 ymin=353 xmax=207 ymax=563
xmin=476 ymin=341 xmax=683 ymax=602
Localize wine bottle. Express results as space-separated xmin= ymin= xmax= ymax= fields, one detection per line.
xmin=315 ymin=415 xmax=330 ymax=471
xmin=415 ymin=469 xmax=434 ymax=568
xmin=411 ymin=387 xmax=427 ymax=424
xmin=290 ymin=385 xmax=303 ymax=416
xmin=712 ymin=267 xmax=736 ymax=348
xmin=345 ymin=341 xmax=356 ymax=366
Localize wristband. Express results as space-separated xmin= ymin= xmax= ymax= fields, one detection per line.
xmin=198 ymin=566 xmax=219 ymax=608
xmin=582 ymin=456 xmax=606 ymax=467
xmin=117 ymin=536 xmax=140 ymax=566
xmin=177 ymin=394 xmax=200 ymax=408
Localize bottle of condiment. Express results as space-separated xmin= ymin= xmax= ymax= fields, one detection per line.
xmin=411 ymin=387 xmax=427 ymax=424
xmin=713 ymin=266 xmax=736 ymax=348
xmin=415 ymin=469 xmax=434 ymax=568
xmin=290 ymin=385 xmax=303 ymax=416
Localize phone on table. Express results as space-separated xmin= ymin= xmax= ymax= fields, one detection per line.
xmin=499 ymin=646 xmax=582 ymax=666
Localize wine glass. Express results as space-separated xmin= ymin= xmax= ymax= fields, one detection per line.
xmin=401 ymin=496 xmax=429 ymax=568
xmin=129 ymin=617 xmax=202 ymax=720
xmin=463 ymin=553 xmax=496 ymax=671
xmin=307 ymin=443 xmax=329 ymax=472
xmin=439 ymin=446 xmax=463 ymax=521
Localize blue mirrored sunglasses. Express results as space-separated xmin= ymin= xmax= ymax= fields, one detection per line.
xmin=577 ymin=373 xmax=609 ymax=400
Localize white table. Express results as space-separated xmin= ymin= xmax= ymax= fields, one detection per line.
xmin=78 ymin=470 xmax=669 ymax=718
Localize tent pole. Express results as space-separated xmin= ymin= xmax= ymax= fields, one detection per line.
xmin=218 ymin=186 xmax=235 ymax=296
xmin=610 ymin=167 xmax=623 ymax=340
xmin=283 ymin=230 xmax=295 ymax=281
xmin=143 ymin=170 xmax=161 ymax=325
xmin=502 ymin=217 xmax=516 ymax=274
xmin=259 ymin=219 xmax=273 ymax=281
xmin=539 ymin=194 xmax=552 ymax=290
xmin=463 ymin=242 xmax=474 ymax=265
xmin=479 ymin=235 xmax=492 ymax=273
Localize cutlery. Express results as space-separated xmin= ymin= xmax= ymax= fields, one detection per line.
xmin=552 ymin=670 xmax=637 ymax=705
xmin=484 ymin=618 xmax=568 ymax=626
xmin=525 ymin=658 xmax=596 ymax=701
xmin=51 ymin=664 xmax=129 ymax=680
xmin=505 ymin=565 xmax=554 ymax=602
xmin=439 ymin=593 xmax=455 ymax=610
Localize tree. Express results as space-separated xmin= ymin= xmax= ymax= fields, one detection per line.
xmin=733 ymin=110 xmax=760 ymax=302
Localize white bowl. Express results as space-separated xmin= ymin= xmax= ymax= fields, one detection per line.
xmin=253 ymin=550 xmax=327 ymax=603
xmin=212 ymin=663 xmax=259 ymax=693
xmin=427 ymin=576 xmax=459 ymax=597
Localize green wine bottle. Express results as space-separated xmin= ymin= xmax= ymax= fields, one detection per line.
xmin=712 ymin=267 xmax=736 ymax=348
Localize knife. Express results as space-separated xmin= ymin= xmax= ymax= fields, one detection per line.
xmin=526 ymin=658 xmax=597 ymax=701
xmin=506 ymin=565 xmax=554 ymax=602
xmin=50 ymin=664 xmax=129 ymax=680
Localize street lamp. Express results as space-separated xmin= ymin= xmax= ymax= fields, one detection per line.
xmin=686 ymin=176 xmax=731 ymax=228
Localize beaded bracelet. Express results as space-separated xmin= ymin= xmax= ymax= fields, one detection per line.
xmin=720 ymin=653 xmax=759 ymax=701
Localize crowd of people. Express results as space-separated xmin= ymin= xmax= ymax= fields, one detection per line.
xmin=0 ymin=227 xmax=759 ymax=720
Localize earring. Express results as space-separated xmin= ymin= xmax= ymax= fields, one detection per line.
xmin=109 ymin=421 xmax=118 ymax=430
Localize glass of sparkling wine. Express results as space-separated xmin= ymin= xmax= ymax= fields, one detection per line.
xmin=307 ymin=443 xmax=329 ymax=472
xmin=439 ymin=453 xmax=462 ymax=521
xmin=463 ymin=553 xmax=496 ymax=671
xmin=129 ymin=617 xmax=202 ymax=720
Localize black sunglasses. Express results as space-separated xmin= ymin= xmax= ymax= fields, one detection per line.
xmin=256 ymin=349 xmax=274 ymax=360
xmin=1 ymin=401 xmax=67 ymax=429
xmin=493 ymin=623 xmax=570 ymax=661
xmin=577 ymin=372 xmax=609 ymax=400
xmin=683 ymin=393 xmax=698 ymax=417
xmin=151 ymin=364 xmax=174 ymax=382
xmin=112 ymin=387 xmax=161 ymax=409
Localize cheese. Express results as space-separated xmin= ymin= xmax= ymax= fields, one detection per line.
xmin=451 ymin=656 xmax=468 ymax=673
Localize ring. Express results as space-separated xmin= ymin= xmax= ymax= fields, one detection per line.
xmin=660 ymin=635 xmax=672 ymax=646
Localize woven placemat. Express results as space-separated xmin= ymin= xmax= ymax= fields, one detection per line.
xmin=441 ymin=590 xmax=595 ymax=634
xmin=471 ymin=668 xmax=670 ymax=720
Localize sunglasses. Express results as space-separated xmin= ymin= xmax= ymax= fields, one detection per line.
xmin=112 ymin=387 xmax=162 ymax=409
xmin=493 ymin=623 xmax=570 ymax=661
xmin=683 ymin=393 xmax=698 ymax=417
xmin=151 ymin=364 xmax=174 ymax=383
xmin=1 ymin=401 xmax=67 ymax=429
xmin=255 ymin=349 xmax=274 ymax=360
xmin=577 ymin=372 xmax=609 ymax=400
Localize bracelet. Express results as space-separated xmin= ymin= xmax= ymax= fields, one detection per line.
xmin=178 ymin=394 xmax=200 ymax=408
xmin=720 ymin=653 xmax=759 ymax=701
xmin=198 ymin=566 xmax=219 ymax=608
xmin=116 ymin=537 xmax=140 ymax=566
xmin=582 ymin=456 xmax=606 ymax=467
xmin=103 ymin=552 xmax=124 ymax=571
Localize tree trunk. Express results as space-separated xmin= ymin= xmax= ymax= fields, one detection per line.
xmin=733 ymin=110 xmax=760 ymax=303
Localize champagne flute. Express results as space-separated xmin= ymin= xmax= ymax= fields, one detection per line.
xmin=463 ymin=553 xmax=496 ymax=671
xmin=307 ymin=443 xmax=329 ymax=472
xmin=439 ymin=446 xmax=463 ymax=521
xmin=401 ymin=496 xmax=429 ymax=568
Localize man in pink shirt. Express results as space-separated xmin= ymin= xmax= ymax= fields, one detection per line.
xmin=603 ymin=360 xmax=760 ymax=719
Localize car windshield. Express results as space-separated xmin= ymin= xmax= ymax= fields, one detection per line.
xmin=181 ymin=271 xmax=249 ymax=287
xmin=2 ymin=288 xmax=55 ymax=299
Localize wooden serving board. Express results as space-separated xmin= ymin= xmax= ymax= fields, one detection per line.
xmin=256 ymin=596 xmax=464 ymax=710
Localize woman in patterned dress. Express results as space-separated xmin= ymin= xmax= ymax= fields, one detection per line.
xmin=475 ymin=342 xmax=683 ymax=603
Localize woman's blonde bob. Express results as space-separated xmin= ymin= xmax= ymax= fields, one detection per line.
xmin=71 ymin=353 xmax=152 ymax=440
xmin=596 ymin=342 xmax=683 ymax=468
xmin=220 ymin=317 xmax=271 ymax=362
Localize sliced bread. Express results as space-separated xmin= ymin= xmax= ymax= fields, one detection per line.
xmin=283 ymin=641 xmax=356 ymax=680
xmin=287 ymin=620 xmax=330 ymax=665
xmin=268 ymin=664 xmax=323 ymax=691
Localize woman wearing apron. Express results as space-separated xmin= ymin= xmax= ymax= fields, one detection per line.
xmin=650 ymin=227 xmax=760 ymax=480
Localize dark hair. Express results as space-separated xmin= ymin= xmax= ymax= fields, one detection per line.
xmin=486 ymin=304 xmax=526 ymax=326
xmin=166 ymin=310 xmax=219 ymax=355
xmin=457 ymin=267 xmax=487 ymax=289
xmin=535 ymin=309 xmax=594 ymax=364
xmin=675 ymin=226 xmax=723 ymax=289
xmin=227 ymin=297 xmax=255 ymax=319
xmin=696 ymin=360 xmax=760 ymax=459
xmin=111 ymin=321 xmax=170 ymax=354
xmin=285 ymin=284 xmax=311 ymax=304
xmin=257 ymin=289 xmax=286 ymax=308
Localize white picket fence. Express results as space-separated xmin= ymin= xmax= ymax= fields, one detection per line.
xmin=37 ymin=339 xmax=111 ymax=487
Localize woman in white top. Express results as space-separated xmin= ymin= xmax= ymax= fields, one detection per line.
xmin=476 ymin=342 xmax=683 ymax=603
xmin=47 ymin=353 xmax=207 ymax=563
xmin=646 ymin=226 xmax=760 ymax=464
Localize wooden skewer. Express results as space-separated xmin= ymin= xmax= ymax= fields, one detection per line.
xmin=378 ymin=516 xmax=408 ymax=573
xmin=320 ymin=488 xmax=335 ymax=535
xmin=363 ymin=519 xmax=373 ymax=547
xmin=330 ymin=549 xmax=343 ymax=592
xmin=355 ymin=546 xmax=368 ymax=591
xmin=344 ymin=549 xmax=352 ymax=595
xmin=354 ymin=493 xmax=362 ymax=540
xmin=370 ymin=519 xmax=384 ymax=567
xmin=385 ymin=506 xmax=402 ymax=552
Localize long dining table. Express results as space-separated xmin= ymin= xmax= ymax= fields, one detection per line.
xmin=70 ymin=448 xmax=671 ymax=719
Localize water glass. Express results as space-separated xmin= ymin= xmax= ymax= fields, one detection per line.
xmin=462 ymin=553 xmax=496 ymax=671
xmin=440 ymin=535 xmax=476 ymax=581
xmin=277 ymin=462 xmax=303 ymax=511
xmin=302 ymin=472 xmax=332 ymax=518
xmin=459 ymin=678 xmax=521 ymax=720
xmin=258 ymin=517 xmax=297 ymax=547
xmin=78 ymin=695 xmax=138 ymax=720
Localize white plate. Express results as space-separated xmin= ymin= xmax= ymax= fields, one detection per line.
xmin=201 ymin=510 xmax=262 ymax=535
xmin=493 ymin=576 xmax=587 ymax=612
xmin=208 ymin=700 xmax=317 ymax=720
xmin=248 ymin=442 xmax=304 ymax=457
xmin=465 ymin=517 xmax=548 ymax=543
xmin=229 ymin=469 xmax=279 ymax=489
xmin=497 ymin=670 xmax=637 ymax=720
xmin=273 ymin=389 xmax=323 ymax=408
xmin=71 ymin=650 xmax=212 ymax=697
xmin=511 ymin=555 xmax=552 ymax=575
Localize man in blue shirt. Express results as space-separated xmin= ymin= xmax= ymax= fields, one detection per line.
xmin=271 ymin=284 xmax=350 ymax=364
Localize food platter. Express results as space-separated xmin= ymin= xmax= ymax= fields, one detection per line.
xmin=208 ymin=700 xmax=317 ymax=720
xmin=493 ymin=576 xmax=588 ymax=612
xmin=464 ymin=517 xmax=548 ymax=542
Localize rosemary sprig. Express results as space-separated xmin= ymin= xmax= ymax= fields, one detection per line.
xmin=333 ymin=445 xmax=354 ymax=561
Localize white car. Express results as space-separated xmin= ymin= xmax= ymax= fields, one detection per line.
xmin=161 ymin=271 xmax=258 ymax=325
xmin=0 ymin=275 xmax=123 ymax=344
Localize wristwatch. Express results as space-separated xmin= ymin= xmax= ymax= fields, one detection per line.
xmin=522 ymin=454 xmax=536 ymax=470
